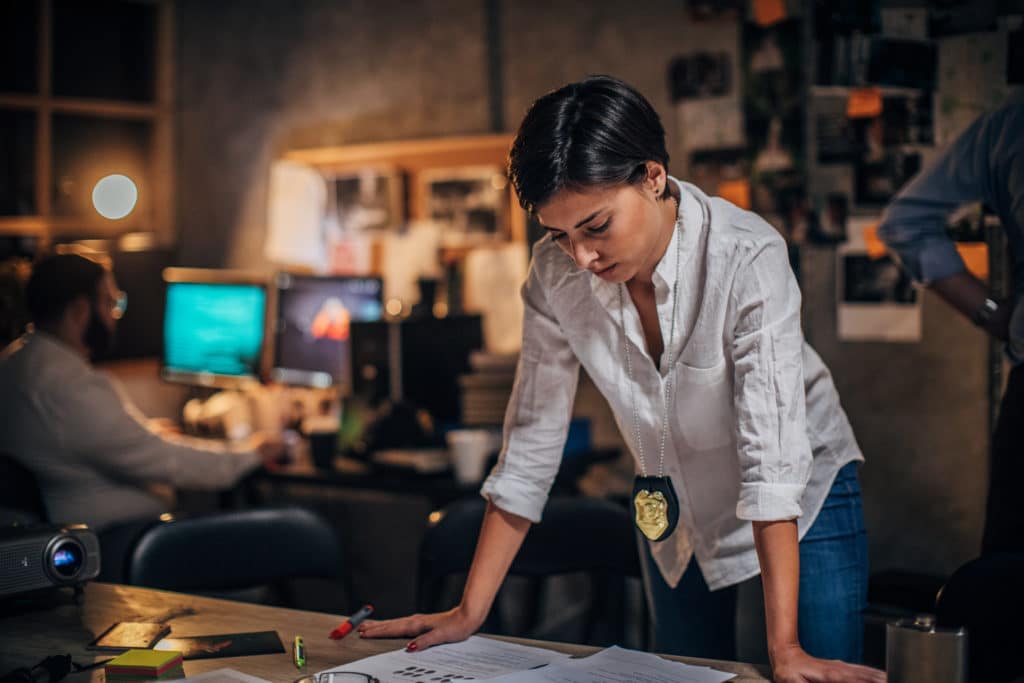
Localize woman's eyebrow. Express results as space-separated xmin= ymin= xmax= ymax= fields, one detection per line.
xmin=573 ymin=209 xmax=604 ymax=228
xmin=541 ymin=207 xmax=608 ymax=233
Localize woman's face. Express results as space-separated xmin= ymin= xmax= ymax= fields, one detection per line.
xmin=535 ymin=164 xmax=668 ymax=284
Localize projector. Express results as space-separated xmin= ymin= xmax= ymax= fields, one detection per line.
xmin=0 ymin=524 xmax=101 ymax=597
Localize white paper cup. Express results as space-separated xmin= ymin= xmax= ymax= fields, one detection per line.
xmin=446 ymin=429 xmax=493 ymax=484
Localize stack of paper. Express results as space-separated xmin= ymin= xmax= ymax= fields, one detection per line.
xmin=318 ymin=636 xmax=570 ymax=681
xmin=459 ymin=351 xmax=518 ymax=426
xmin=316 ymin=637 xmax=738 ymax=683
xmin=105 ymin=649 xmax=185 ymax=681
xmin=490 ymin=645 xmax=737 ymax=682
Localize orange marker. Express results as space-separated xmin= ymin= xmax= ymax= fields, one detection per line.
xmin=329 ymin=604 xmax=374 ymax=640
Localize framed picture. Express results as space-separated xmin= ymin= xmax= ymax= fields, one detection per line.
xmin=328 ymin=167 xmax=404 ymax=234
xmin=418 ymin=166 xmax=508 ymax=246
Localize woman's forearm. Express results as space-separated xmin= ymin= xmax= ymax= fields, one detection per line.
xmin=752 ymin=519 xmax=801 ymax=660
xmin=459 ymin=502 xmax=533 ymax=622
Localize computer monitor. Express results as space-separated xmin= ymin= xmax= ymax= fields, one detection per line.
xmin=271 ymin=273 xmax=384 ymax=388
xmin=401 ymin=314 xmax=483 ymax=422
xmin=161 ymin=268 xmax=270 ymax=387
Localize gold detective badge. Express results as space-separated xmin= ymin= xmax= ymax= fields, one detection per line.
xmin=634 ymin=489 xmax=669 ymax=541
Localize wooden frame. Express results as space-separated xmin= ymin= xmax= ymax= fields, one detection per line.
xmin=284 ymin=134 xmax=527 ymax=244
xmin=418 ymin=164 xmax=510 ymax=246
xmin=0 ymin=0 xmax=175 ymax=244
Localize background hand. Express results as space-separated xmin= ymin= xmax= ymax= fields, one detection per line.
xmin=256 ymin=435 xmax=287 ymax=469
xmin=357 ymin=606 xmax=484 ymax=651
xmin=237 ymin=432 xmax=287 ymax=469
xmin=771 ymin=644 xmax=886 ymax=683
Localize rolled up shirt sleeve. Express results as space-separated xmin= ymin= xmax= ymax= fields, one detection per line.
xmin=877 ymin=101 xmax=1005 ymax=285
xmin=480 ymin=254 xmax=580 ymax=523
xmin=730 ymin=237 xmax=812 ymax=521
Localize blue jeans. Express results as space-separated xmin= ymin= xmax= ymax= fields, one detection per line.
xmin=641 ymin=462 xmax=869 ymax=662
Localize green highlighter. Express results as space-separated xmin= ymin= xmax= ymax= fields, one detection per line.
xmin=293 ymin=635 xmax=306 ymax=668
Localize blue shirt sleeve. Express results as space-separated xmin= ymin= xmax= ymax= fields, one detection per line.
xmin=878 ymin=93 xmax=1024 ymax=285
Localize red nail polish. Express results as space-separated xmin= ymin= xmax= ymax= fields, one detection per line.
xmin=406 ymin=642 xmax=418 ymax=651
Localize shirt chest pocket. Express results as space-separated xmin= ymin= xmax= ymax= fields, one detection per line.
xmin=674 ymin=358 xmax=734 ymax=451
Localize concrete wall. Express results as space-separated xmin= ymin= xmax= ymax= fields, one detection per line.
xmin=174 ymin=0 xmax=989 ymax=585
xmin=174 ymin=0 xmax=735 ymax=268
xmin=176 ymin=0 xmax=491 ymax=268
xmin=801 ymin=246 xmax=990 ymax=577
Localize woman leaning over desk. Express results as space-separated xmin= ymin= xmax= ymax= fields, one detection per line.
xmin=362 ymin=76 xmax=885 ymax=683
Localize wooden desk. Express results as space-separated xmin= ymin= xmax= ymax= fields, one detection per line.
xmin=0 ymin=583 xmax=771 ymax=681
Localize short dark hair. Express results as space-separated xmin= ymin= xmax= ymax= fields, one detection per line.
xmin=508 ymin=75 xmax=670 ymax=214
xmin=26 ymin=253 xmax=107 ymax=324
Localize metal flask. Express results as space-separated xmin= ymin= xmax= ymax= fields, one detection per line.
xmin=886 ymin=614 xmax=968 ymax=683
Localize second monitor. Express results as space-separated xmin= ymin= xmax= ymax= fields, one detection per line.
xmin=272 ymin=273 xmax=384 ymax=388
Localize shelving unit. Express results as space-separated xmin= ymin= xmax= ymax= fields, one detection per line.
xmin=0 ymin=0 xmax=175 ymax=244
xmin=284 ymin=133 xmax=527 ymax=244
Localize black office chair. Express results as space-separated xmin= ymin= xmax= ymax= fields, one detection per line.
xmin=122 ymin=506 xmax=347 ymax=608
xmin=0 ymin=453 xmax=49 ymax=525
xmin=418 ymin=496 xmax=647 ymax=648
xmin=935 ymin=553 xmax=1024 ymax=683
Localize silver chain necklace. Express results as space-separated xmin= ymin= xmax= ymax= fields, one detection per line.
xmin=620 ymin=191 xmax=681 ymax=479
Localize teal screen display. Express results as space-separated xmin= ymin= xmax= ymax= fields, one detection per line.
xmin=163 ymin=282 xmax=266 ymax=378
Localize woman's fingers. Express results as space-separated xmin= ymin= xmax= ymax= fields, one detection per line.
xmin=772 ymin=648 xmax=886 ymax=683
xmin=405 ymin=615 xmax=475 ymax=652
xmin=356 ymin=608 xmax=480 ymax=652
xmin=358 ymin=614 xmax=432 ymax=639
xmin=819 ymin=661 xmax=887 ymax=683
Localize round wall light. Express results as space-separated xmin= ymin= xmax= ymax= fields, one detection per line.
xmin=92 ymin=174 xmax=138 ymax=220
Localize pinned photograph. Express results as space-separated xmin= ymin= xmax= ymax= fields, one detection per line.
xmin=668 ymin=52 xmax=732 ymax=101
xmin=329 ymin=168 xmax=404 ymax=234
xmin=836 ymin=229 xmax=921 ymax=343
xmin=419 ymin=166 xmax=509 ymax=246
xmin=851 ymin=92 xmax=932 ymax=206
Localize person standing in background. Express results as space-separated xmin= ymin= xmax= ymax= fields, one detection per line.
xmin=878 ymin=91 xmax=1024 ymax=555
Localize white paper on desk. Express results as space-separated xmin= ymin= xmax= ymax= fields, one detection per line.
xmin=489 ymin=646 xmax=737 ymax=683
xmin=318 ymin=636 xmax=570 ymax=681
xmin=163 ymin=669 xmax=270 ymax=683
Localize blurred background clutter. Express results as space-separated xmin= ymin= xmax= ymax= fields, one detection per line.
xmin=0 ymin=0 xmax=1020 ymax=670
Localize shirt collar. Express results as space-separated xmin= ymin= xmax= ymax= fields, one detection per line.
xmin=29 ymin=330 xmax=90 ymax=369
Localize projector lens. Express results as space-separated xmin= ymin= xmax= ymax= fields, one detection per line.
xmin=49 ymin=539 xmax=84 ymax=578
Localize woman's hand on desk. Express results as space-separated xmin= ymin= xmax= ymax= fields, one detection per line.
xmin=770 ymin=644 xmax=885 ymax=683
xmin=357 ymin=605 xmax=483 ymax=652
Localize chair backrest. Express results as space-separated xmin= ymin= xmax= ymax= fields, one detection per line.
xmin=0 ymin=452 xmax=48 ymax=525
xmin=126 ymin=506 xmax=342 ymax=592
xmin=935 ymin=554 xmax=1024 ymax=683
xmin=418 ymin=496 xmax=640 ymax=612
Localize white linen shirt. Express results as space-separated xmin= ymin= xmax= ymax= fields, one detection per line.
xmin=0 ymin=332 xmax=261 ymax=531
xmin=481 ymin=179 xmax=863 ymax=590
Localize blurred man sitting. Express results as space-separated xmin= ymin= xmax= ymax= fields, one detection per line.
xmin=0 ymin=252 xmax=278 ymax=532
